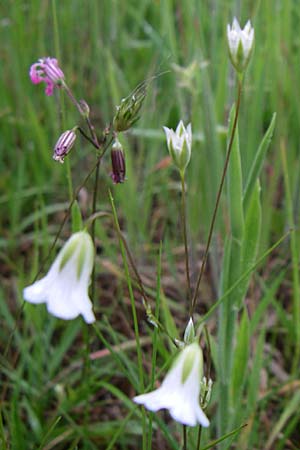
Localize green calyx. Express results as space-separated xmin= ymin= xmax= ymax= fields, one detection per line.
xmin=181 ymin=343 xmax=201 ymax=384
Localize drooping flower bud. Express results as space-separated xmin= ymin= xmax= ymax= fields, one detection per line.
xmin=53 ymin=128 xmax=77 ymax=163
xmin=113 ymin=82 xmax=147 ymax=132
xmin=163 ymin=120 xmax=192 ymax=174
xmin=227 ymin=18 xmax=254 ymax=74
xmin=110 ymin=138 xmax=126 ymax=184
xmin=29 ymin=57 xmax=65 ymax=96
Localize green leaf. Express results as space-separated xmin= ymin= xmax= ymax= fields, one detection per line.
xmin=243 ymin=113 xmax=276 ymax=211
xmin=238 ymin=181 xmax=262 ymax=308
xmin=200 ymin=424 xmax=247 ymax=450
xmin=230 ymin=308 xmax=250 ymax=420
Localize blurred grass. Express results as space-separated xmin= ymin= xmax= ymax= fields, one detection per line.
xmin=1 ymin=0 xmax=300 ymax=448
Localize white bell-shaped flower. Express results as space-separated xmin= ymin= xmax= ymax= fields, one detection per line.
xmin=23 ymin=231 xmax=95 ymax=323
xmin=163 ymin=120 xmax=192 ymax=174
xmin=133 ymin=342 xmax=209 ymax=427
xmin=227 ymin=17 xmax=254 ymax=73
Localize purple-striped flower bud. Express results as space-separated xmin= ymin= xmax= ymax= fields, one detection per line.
xmin=53 ymin=129 xmax=77 ymax=163
xmin=111 ymin=139 xmax=126 ymax=184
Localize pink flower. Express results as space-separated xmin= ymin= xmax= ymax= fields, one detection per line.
xmin=29 ymin=57 xmax=65 ymax=96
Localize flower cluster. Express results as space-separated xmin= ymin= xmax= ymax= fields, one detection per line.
xmin=25 ymin=14 xmax=253 ymax=428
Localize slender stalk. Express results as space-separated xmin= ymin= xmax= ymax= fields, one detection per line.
xmin=108 ymin=190 xmax=147 ymax=449
xmin=180 ymin=172 xmax=191 ymax=305
xmin=51 ymin=0 xmax=73 ymax=202
xmin=78 ymin=126 xmax=100 ymax=149
xmin=190 ymin=78 xmax=243 ymax=316
xmin=196 ymin=426 xmax=202 ymax=450
xmin=183 ymin=425 xmax=187 ymax=450
xmin=147 ymin=243 xmax=162 ymax=450
xmin=90 ymin=158 xmax=101 ymax=302
xmin=196 ymin=327 xmax=211 ymax=450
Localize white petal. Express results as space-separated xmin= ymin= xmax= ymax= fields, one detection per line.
xmin=243 ymin=20 xmax=252 ymax=34
xmin=45 ymin=278 xmax=80 ymax=320
xmin=169 ymin=398 xmax=198 ymax=426
xmin=195 ymin=405 xmax=210 ymax=427
xmin=232 ymin=17 xmax=241 ymax=32
xmin=176 ymin=120 xmax=185 ymax=136
xmin=23 ymin=276 xmax=50 ymax=304
xmin=71 ymin=290 xmax=95 ymax=323
xmin=163 ymin=126 xmax=172 ymax=144
xmin=133 ymin=387 xmax=168 ymax=411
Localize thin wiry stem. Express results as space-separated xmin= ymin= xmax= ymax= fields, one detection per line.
xmin=183 ymin=425 xmax=187 ymax=450
xmin=196 ymin=426 xmax=202 ymax=450
xmin=180 ymin=172 xmax=192 ymax=306
xmin=90 ymin=158 xmax=101 ymax=302
xmin=190 ymin=78 xmax=243 ymax=316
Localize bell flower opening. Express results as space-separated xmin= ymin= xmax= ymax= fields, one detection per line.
xmin=133 ymin=342 xmax=209 ymax=427
xmin=227 ymin=18 xmax=254 ymax=73
xmin=29 ymin=57 xmax=65 ymax=96
xmin=23 ymin=231 xmax=95 ymax=323
xmin=163 ymin=120 xmax=192 ymax=174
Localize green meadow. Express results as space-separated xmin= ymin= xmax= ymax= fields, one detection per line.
xmin=1 ymin=1 xmax=300 ymax=449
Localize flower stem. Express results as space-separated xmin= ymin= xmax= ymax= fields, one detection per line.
xmin=180 ymin=172 xmax=191 ymax=306
xmin=190 ymin=78 xmax=243 ymax=316
xmin=90 ymin=157 xmax=101 ymax=303
xmin=108 ymin=190 xmax=147 ymax=449
xmin=196 ymin=426 xmax=202 ymax=450
xmin=183 ymin=425 xmax=187 ymax=450
xmin=78 ymin=127 xmax=100 ymax=149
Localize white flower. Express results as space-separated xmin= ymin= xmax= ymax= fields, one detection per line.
xmin=163 ymin=120 xmax=192 ymax=174
xmin=23 ymin=231 xmax=95 ymax=323
xmin=133 ymin=342 xmax=209 ymax=427
xmin=227 ymin=17 xmax=254 ymax=73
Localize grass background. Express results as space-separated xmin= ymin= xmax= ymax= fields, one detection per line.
xmin=1 ymin=0 xmax=300 ymax=449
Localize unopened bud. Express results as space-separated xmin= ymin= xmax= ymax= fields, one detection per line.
xmin=200 ymin=377 xmax=213 ymax=409
xmin=79 ymin=99 xmax=90 ymax=118
xmin=183 ymin=317 xmax=195 ymax=344
xmin=113 ymin=82 xmax=147 ymax=132
xmin=111 ymin=138 xmax=126 ymax=184
xmin=53 ymin=128 xmax=77 ymax=163
xmin=227 ymin=18 xmax=254 ymax=74
xmin=163 ymin=120 xmax=192 ymax=174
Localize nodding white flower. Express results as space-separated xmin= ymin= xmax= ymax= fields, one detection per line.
xmin=23 ymin=231 xmax=95 ymax=323
xmin=133 ymin=342 xmax=209 ymax=427
xmin=163 ymin=120 xmax=192 ymax=174
xmin=227 ymin=17 xmax=254 ymax=73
